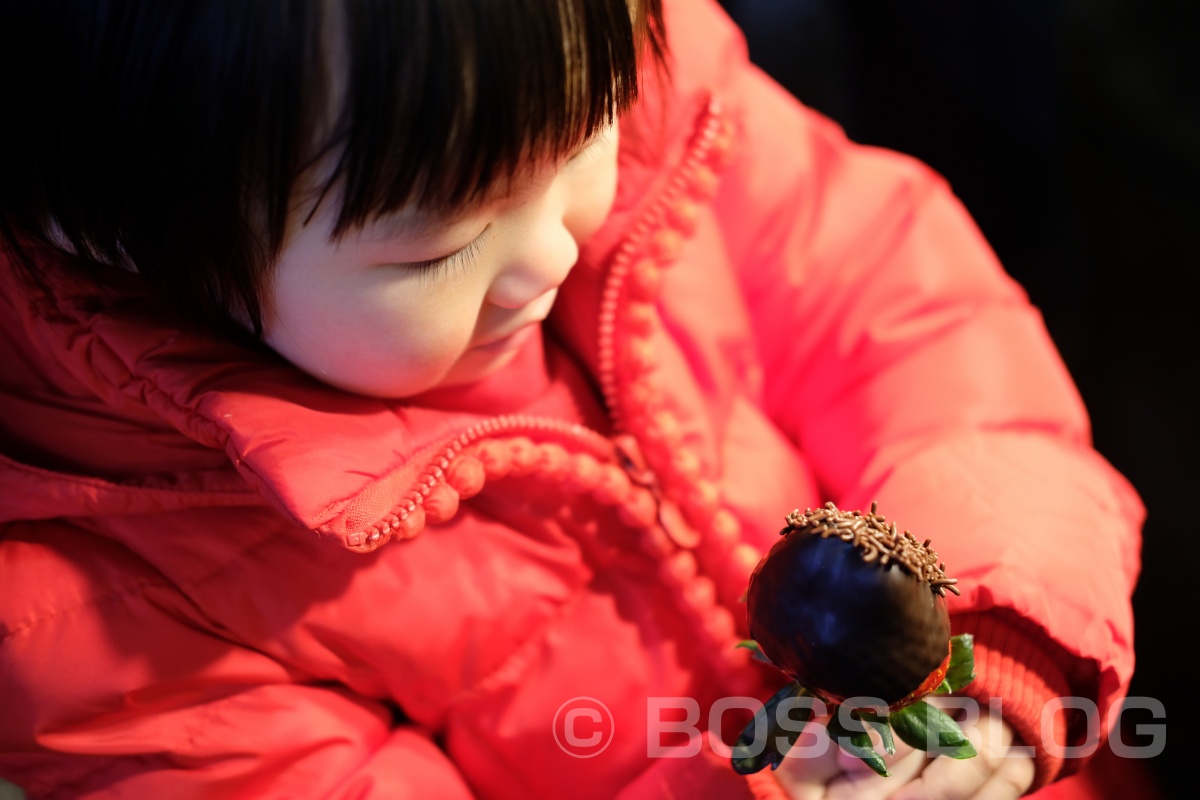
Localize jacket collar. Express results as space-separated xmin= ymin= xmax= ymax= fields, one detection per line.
xmin=0 ymin=79 xmax=712 ymax=539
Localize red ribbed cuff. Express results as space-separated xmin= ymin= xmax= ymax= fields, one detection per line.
xmin=747 ymin=771 xmax=790 ymax=800
xmin=951 ymin=612 xmax=1078 ymax=791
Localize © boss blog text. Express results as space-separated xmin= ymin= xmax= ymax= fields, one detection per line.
xmin=551 ymin=695 xmax=1166 ymax=760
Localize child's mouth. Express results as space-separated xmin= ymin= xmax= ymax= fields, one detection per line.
xmin=473 ymin=321 xmax=539 ymax=353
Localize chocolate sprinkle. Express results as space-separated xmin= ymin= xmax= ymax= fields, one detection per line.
xmin=782 ymin=501 xmax=961 ymax=596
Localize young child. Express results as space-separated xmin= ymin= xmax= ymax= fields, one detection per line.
xmin=0 ymin=1 xmax=1141 ymax=798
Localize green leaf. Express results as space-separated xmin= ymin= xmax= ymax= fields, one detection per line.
xmin=889 ymin=700 xmax=978 ymax=759
xmin=946 ymin=634 xmax=976 ymax=692
xmin=933 ymin=679 xmax=953 ymax=695
xmin=734 ymin=639 xmax=774 ymax=666
xmin=730 ymin=682 xmax=815 ymax=774
xmin=828 ymin=708 xmax=890 ymax=777
xmin=855 ymin=710 xmax=895 ymax=756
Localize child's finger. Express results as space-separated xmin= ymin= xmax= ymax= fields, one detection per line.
xmin=966 ymin=755 xmax=1036 ymax=800
xmin=825 ymin=747 xmax=930 ymax=800
xmin=896 ymin=696 xmax=1034 ymax=800
xmin=772 ymin=719 xmax=845 ymax=799
xmin=884 ymin=751 xmax=993 ymax=800
xmin=883 ymin=746 xmax=1035 ymax=800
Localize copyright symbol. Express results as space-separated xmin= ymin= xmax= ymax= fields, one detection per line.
xmin=552 ymin=696 xmax=614 ymax=758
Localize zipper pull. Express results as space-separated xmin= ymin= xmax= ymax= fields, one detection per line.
xmin=612 ymin=434 xmax=701 ymax=549
xmin=612 ymin=434 xmax=655 ymax=488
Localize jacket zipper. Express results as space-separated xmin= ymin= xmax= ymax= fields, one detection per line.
xmin=596 ymin=98 xmax=725 ymax=431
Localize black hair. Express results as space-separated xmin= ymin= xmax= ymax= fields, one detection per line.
xmin=0 ymin=0 xmax=665 ymax=335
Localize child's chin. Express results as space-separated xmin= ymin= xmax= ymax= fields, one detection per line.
xmin=419 ymin=326 xmax=546 ymax=404
xmin=448 ymin=348 xmax=522 ymax=386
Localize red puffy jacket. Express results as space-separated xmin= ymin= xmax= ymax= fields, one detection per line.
xmin=0 ymin=1 xmax=1141 ymax=797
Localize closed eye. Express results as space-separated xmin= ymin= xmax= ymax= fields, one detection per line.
xmin=567 ymin=127 xmax=614 ymax=166
xmin=400 ymin=225 xmax=490 ymax=282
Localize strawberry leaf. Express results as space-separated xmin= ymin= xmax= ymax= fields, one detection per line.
xmin=933 ymin=679 xmax=953 ymax=695
xmin=889 ymin=700 xmax=977 ymax=759
xmin=731 ymin=682 xmax=814 ymax=774
xmin=828 ymin=709 xmax=890 ymax=776
xmin=735 ymin=639 xmax=775 ymax=665
xmin=855 ymin=710 xmax=895 ymax=756
xmin=946 ymin=634 xmax=976 ymax=692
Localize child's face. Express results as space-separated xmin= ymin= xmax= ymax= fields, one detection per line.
xmin=264 ymin=125 xmax=619 ymax=398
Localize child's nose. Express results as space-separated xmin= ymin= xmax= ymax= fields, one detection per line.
xmin=487 ymin=218 xmax=579 ymax=310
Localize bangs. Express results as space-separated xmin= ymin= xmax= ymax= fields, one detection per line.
xmin=0 ymin=0 xmax=664 ymax=336
xmin=317 ymin=0 xmax=664 ymax=235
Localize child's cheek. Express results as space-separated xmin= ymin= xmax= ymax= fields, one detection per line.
xmin=565 ymin=138 xmax=620 ymax=245
xmin=570 ymin=179 xmax=617 ymax=245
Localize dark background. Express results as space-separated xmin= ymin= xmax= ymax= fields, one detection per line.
xmin=718 ymin=0 xmax=1197 ymax=795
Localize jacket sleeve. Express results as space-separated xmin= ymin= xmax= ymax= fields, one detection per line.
xmin=0 ymin=520 xmax=474 ymax=800
xmin=689 ymin=2 xmax=1143 ymax=789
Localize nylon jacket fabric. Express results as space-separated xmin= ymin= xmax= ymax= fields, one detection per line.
xmin=0 ymin=1 xmax=1141 ymax=798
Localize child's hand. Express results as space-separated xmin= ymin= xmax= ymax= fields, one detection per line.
xmin=771 ymin=699 xmax=1036 ymax=800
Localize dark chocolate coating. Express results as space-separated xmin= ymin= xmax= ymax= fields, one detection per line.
xmin=747 ymin=528 xmax=950 ymax=705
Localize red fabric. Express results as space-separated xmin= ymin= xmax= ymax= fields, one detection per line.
xmin=0 ymin=0 xmax=1141 ymax=797
xmin=952 ymin=613 xmax=1076 ymax=787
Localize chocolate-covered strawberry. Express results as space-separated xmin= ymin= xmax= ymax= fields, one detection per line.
xmin=732 ymin=502 xmax=977 ymax=777
xmin=748 ymin=502 xmax=958 ymax=706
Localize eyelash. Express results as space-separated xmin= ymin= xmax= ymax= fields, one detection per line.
xmin=390 ymin=131 xmax=607 ymax=281
xmin=403 ymin=226 xmax=489 ymax=282
xmin=569 ymin=131 xmax=613 ymax=166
